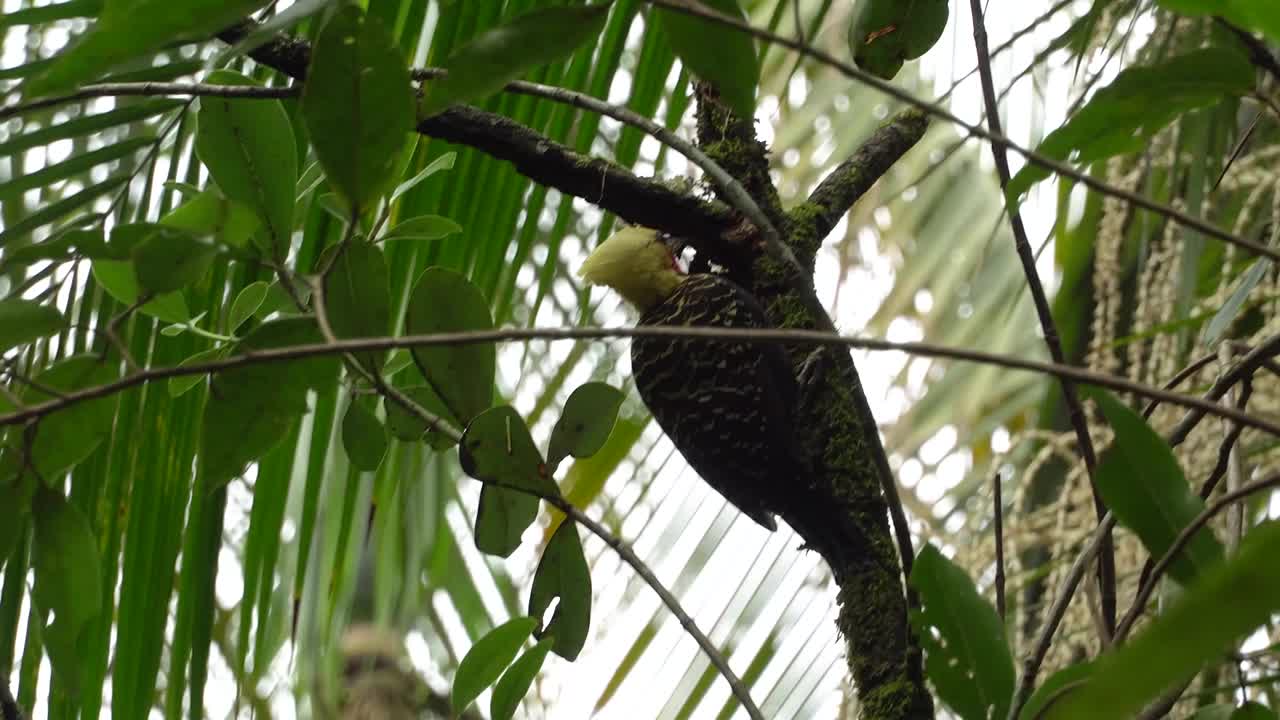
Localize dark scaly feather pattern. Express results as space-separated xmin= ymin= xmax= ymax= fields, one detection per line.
xmin=631 ymin=273 xmax=797 ymax=531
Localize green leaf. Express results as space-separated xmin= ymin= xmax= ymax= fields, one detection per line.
xmin=0 ymin=481 xmax=28 ymax=571
xmin=0 ymin=226 xmax=109 ymax=267
xmin=451 ymin=616 xmax=539 ymax=714
xmin=909 ymin=544 xmax=1014 ymax=720
xmin=159 ymin=187 xmax=261 ymax=250
xmin=22 ymin=0 xmax=270 ymax=95
xmin=323 ymin=241 xmax=390 ymax=372
xmin=131 ymin=227 xmax=217 ymax=294
xmin=848 ymin=0 xmax=949 ymax=80
xmin=0 ymin=298 xmax=66 ymax=353
xmin=1087 ymin=388 xmax=1225 ymax=584
xmin=421 ymin=5 xmax=610 ymax=117
xmin=200 ymin=317 xmax=339 ymax=484
xmin=1159 ymin=0 xmax=1280 ymax=45
xmin=655 ymin=0 xmax=758 ymax=119
xmin=491 ymin=637 xmax=553 ymax=720
xmin=227 ymin=281 xmax=269 ymax=334
xmin=546 ymin=382 xmax=624 ymax=470
xmin=380 ymin=215 xmax=462 ymax=242
xmin=382 ymin=384 xmax=456 ymax=450
xmin=195 ymin=70 xmax=296 ymax=257
xmin=167 ymin=346 xmax=223 ymax=398
xmin=31 ymin=486 xmax=103 ymax=694
xmin=381 ymin=349 xmax=413 ymax=379
xmin=459 ymin=406 xmax=555 ymax=557
xmin=1203 ymin=257 xmax=1271 ymax=345
xmin=302 ymin=5 xmax=413 ymax=211
xmin=1017 ymin=662 xmax=1094 ymax=720
xmin=91 ymin=259 xmax=190 ymax=323
xmin=1008 ymin=48 xmax=1254 ymax=200
xmin=390 ymin=150 xmax=455 ymax=202
xmin=342 ymin=398 xmax=387 ymax=472
xmin=1 ymin=355 xmax=118 ymax=482
xmin=529 ymin=521 xmax=591 ymax=661
xmin=317 ymin=192 xmax=353 ymax=223
xmin=1233 ymin=703 xmax=1279 ymax=720
xmin=1045 ymin=522 xmax=1280 ymax=720
xmin=405 ymin=267 xmax=495 ymax=423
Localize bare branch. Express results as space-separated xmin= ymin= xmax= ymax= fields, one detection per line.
xmin=967 ymin=0 xmax=1115 ymax=634
xmin=3 ymin=325 xmax=1278 ymax=437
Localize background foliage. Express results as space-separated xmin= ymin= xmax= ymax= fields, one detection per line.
xmin=4 ymin=0 xmax=1280 ymax=719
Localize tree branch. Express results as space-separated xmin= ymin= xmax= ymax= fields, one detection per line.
xmin=214 ymin=21 xmax=736 ymax=244
xmin=802 ymin=108 xmax=930 ymax=242
xmin=967 ymin=0 xmax=1115 ymax=635
xmin=4 ymin=327 xmax=1276 ymax=447
xmin=1 ymin=677 xmax=24 ymax=720
xmin=642 ymin=0 xmax=1275 ymax=264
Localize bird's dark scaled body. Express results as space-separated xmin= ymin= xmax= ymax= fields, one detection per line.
xmin=631 ymin=273 xmax=798 ymax=531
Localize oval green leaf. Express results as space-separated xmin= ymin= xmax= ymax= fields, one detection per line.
xmin=2 ymin=355 xmax=119 ymax=482
xmin=405 ymin=267 xmax=495 ymax=423
xmin=909 ymin=544 xmax=1014 ymax=720
xmin=421 ymin=5 xmax=610 ymax=117
xmin=529 ymin=520 xmax=591 ymax=661
xmin=491 ymin=637 xmax=554 ymax=720
xmin=655 ymin=0 xmax=758 ymax=119
xmin=227 ymin=281 xmax=269 ymax=334
xmin=201 ymin=317 xmax=339 ymax=484
xmin=380 ymin=215 xmax=462 ymax=243
xmin=160 ymin=187 xmax=261 ymax=250
xmin=342 ymin=397 xmax=387 ymax=472
xmin=91 ymin=259 xmax=190 ymax=324
xmin=167 ymin=346 xmax=223 ymax=398
xmin=451 ymin=616 xmax=539 ymax=714
xmin=1086 ymin=388 xmax=1225 ymax=584
xmin=23 ymin=0 xmax=270 ymax=96
xmin=195 ymin=70 xmax=296 ymax=257
xmin=382 ymin=384 xmax=457 ymax=450
xmin=323 ymin=241 xmax=391 ymax=372
xmin=460 ymin=406 xmax=554 ymax=557
xmin=131 ymin=226 xmax=218 ymax=294
xmin=31 ymin=486 xmax=103 ymax=694
xmin=0 ymin=298 xmax=66 ymax=353
xmin=1008 ymin=48 xmax=1254 ymax=201
xmin=302 ymin=5 xmax=413 ymax=211
xmin=546 ymin=382 xmax=624 ymax=470
xmin=1018 ymin=662 xmax=1094 ymax=720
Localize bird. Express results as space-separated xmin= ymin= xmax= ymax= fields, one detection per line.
xmin=579 ymin=225 xmax=803 ymax=531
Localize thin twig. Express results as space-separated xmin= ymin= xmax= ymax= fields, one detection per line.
xmin=1142 ymin=351 xmax=1221 ymax=418
xmin=968 ymin=0 xmax=1114 ymax=633
xmin=994 ymin=468 xmax=1007 ymax=622
xmin=2 ymin=325 xmax=1279 ymax=435
xmin=1168 ymin=332 xmax=1280 ymax=448
xmin=0 ymin=82 xmax=291 ymax=120
xmin=1009 ymin=514 xmax=1117 ymax=720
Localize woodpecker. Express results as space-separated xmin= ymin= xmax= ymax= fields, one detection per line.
xmin=580 ymin=226 xmax=800 ymax=531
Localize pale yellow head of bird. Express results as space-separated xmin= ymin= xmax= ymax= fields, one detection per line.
xmin=578 ymin=226 xmax=685 ymax=312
